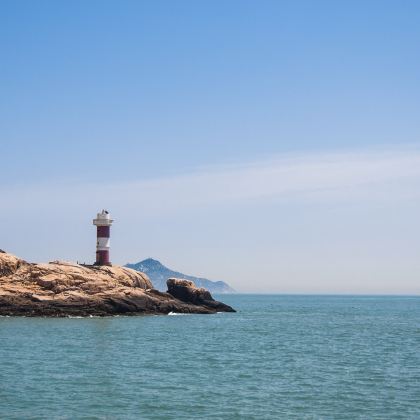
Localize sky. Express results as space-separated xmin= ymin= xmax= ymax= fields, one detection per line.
xmin=1 ymin=0 xmax=420 ymax=293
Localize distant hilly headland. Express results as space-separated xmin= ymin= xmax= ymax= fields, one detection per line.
xmin=125 ymin=258 xmax=235 ymax=294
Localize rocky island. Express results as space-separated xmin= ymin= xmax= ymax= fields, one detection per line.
xmin=0 ymin=250 xmax=235 ymax=317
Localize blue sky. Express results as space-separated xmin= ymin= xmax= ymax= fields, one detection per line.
xmin=1 ymin=1 xmax=420 ymax=292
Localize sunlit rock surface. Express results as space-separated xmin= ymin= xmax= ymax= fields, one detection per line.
xmin=0 ymin=251 xmax=235 ymax=316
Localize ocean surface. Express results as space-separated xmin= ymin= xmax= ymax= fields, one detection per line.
xmin=1 ymin=295 xmax=420 ymax=419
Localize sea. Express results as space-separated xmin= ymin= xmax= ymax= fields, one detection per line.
xmin=0 ymin=295 xmax=419 ymax=419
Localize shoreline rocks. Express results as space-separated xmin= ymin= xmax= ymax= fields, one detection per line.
xmin=0 ymin=251 xmax=235 ymax=317
xmin=167 ymin=278 xmax=235 ymax=312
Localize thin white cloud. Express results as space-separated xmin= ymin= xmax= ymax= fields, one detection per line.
xmin=2 ymin=147 xmax=420 ymax=293
xmin=2 ymin=147 xmax=420 ymax=213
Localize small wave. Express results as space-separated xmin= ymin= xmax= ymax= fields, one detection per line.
xmin=168 ymin=312 xmax=189 ymax=316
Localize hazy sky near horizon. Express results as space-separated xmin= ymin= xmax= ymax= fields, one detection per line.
xmin=1 ymin=0 xmax=420 ymax=293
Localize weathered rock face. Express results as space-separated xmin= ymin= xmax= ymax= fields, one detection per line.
xmin=0 ymin=251 xmax=25 ymax=276
xmin=0 ymin=251 xmax=235 ymax=316
xmin=167 ymin=278 xmax=234 ymax=312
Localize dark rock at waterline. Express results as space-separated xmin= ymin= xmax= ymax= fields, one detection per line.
xmin=167 ymin=278 xmax=235 ymax=312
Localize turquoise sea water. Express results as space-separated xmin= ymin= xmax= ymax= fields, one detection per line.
xmin=1 ymin=295 xmax=420 ymax=419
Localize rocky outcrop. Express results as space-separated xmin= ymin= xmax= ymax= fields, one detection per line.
xmin=167 ymin=278 xmax=234 ymax=312
xmin=0 ymin=251 xmax=235 ymax=317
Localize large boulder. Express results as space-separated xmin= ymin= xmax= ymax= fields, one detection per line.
xmin=167 ymin=278 xmax=235 ymax=312
xmin=0 ymin=251 xmax=27 ymax=276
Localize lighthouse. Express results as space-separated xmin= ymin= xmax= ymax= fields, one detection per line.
xmin=93 ymin=210 xmax=114 ymax=266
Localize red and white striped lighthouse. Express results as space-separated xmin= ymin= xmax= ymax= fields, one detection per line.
xmin=93 ymin=210 xmax=114 ymax=266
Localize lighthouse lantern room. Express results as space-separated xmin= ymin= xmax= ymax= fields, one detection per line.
xmin=93 ymin=210 xmax=114 ymax=266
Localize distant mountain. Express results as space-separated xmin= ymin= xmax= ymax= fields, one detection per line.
xmin=125 ymin=258 xmax=235 ymax=293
